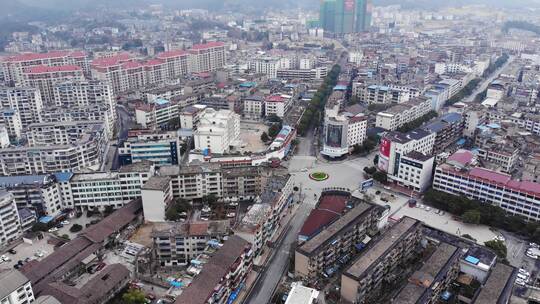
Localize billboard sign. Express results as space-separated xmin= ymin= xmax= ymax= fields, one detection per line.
xmin=379 ymin=137 xmax=391 ymax=158
xmin=361 ymin=179 xmax=374 ymax=191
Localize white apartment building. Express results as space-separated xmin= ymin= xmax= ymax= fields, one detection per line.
xmin=0 ymin=270 xmax=35 ymax=304
xmin=321 ymin=101 xmax=368 ymax=158
xmin=61 ymin=162 xmax=154 ymax=212
xmin=90 ymin=53 xmax=133 ymax=95
xmin=0 ymin=122 xmax=107 ymax=175
xmin=23 ymin=65 xmax=85 ymax=104
xmin=265 ymin=94 xmax=292 ymax=118
xmin=194 ymin=108 xmax=240 ymax=154
xmin=349 ymin=51 xmax=364 ymax=65
xmin=433 ymin=150 xmax=540 ymax=221
xmin=391 ymin=151 xmax=435 ymax=192
xmin=156 ymin=50 xmax=189 ymax=79
xmin=1 ymin=50 xmax=88 ymax=85
xmin=52 ymin=80 xmax=115 ymax=118
xmin=249 ymin=57 xmax=279 ymax=78
xmin=352 ymin=83 xmax=420 ymax=104
xmin=243 ymin=95 xmax=265 ymax=120
xmin=0 ymin=109 xmax=22 ymax=140
xmin=179 ymin=105 xmax=207 ymax=130
xmin=0 ymin=191 xmax=22 ymax=247
xmin=135 ymin=99 xmax=180 ymax=129
xmin=0 ymin=174 xmax=64 ymax=218
xmin=375 ymin=96 xmax=432 ymax=131
xmin=188 ymin=42 xmax=227 ymax=73
xmin=378 ymin=129 xmax=436 ymax=184
xmin=0 ymin=125 xmax=9 ymax=148
xmin=141 ymin=176 xmax=173 ymax=222
xmin=276 ymin=67 xmax=327 ymax=80
xmin=0 ymin=86 xmax=43 ymax=128
xmin=434 ymin=63 xmax=472 ymax=75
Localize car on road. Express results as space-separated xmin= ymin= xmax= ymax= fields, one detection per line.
xmin=530 ymin=242 xmax=539 ymax=248
xmin=8 ymin=249 xmax=16 ymax=254
xmin=48 ymin=227 xmax=58 ymax=233
xmin=34 ymin=250 xmax=46 ymax=258
xmin=516 ymin=279 xmax=526 ymax=286
xmin=227 ymin=212 xmax=236 ymax=218
xmin=425 ymin=207 xmax=431 ymax=212
xmin=1 ymin=255 xmax=11 ymax=262
xmin=61 ymin=220 xmax=70 ymax=225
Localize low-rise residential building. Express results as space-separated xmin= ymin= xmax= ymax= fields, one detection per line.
xmin=391 ymin=151 xmax=435 ymax=193
xmin=40 ymin=264 xmax=130 ymax=304
xmin=243 ymin=95 xmax=265 ymax=120
xmin=295 ymin=195 xmax=385 ymax=280
xmin=173 ymin=235 xmax=252 ymax=304
xmin=0 ymin=270 xmax=35 ymax=304
xmin=179 ymin=105 xmax=207 ymax=130
xmin=433 ymin=149 xmax=540 ymax=221
xmin=375 ymin=96 xmax=432 ymax=131
xmin=352 ymin=83 xmax=420 ymax=105
xmin=152 ymin=220 xmax=229 ymax=266
xmin=341 ymin=217 xmax=423 ymax=304
xmin=265 ymin=94 xmax=292 ymax=118
xmin=423 ymin=112 xmax=464 ymax=155
xmin=392 ymin=243 xmax=461 ymax=304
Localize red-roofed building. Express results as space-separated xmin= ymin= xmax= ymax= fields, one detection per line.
xmin=299 ymin=193 xmax=349 ymax=241
xmin=24 ymin=65 xmax=84 ymax=103
xmin=265 ymin=94 xmax=292 ymax=118
xmin=434 ymin=155 xmax=540 ymax=221
xmin=1 ymin=50 xmax=89 ymax=84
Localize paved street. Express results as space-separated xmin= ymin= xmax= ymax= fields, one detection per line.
xmin=464 ymin=55 xmax=514 ymax=103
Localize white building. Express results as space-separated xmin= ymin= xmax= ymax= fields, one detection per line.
xmin=321 ymin=101 xmax=368 ymax=158
xmin=188 ymin=42 xmax=227 ymax=73
xmin=378 ymin=129 xmax=436 ymax=190
xmin=249 ymin=57 xmax=279 ymax=78
xmin=60 ymin=162 xmax=154 ymax=212
xmin=0 ymin=86 xmax=43 ymax=128
xmin=179 ymin=105 xmax=206 ymax=130
xmin=0 ymin=270 xmax=35 ymax=304
xmin=23 ymin=65 xmax=85 ymax=104
xmin=284 ymin=282 xmax=320 ymax=304
xmin=0 ymin=109 xmax=22 ymax=140
xmin=135 ymin=99 xmax=179 ymax=129
xmin=141 ymin=176 xmax=173 ymax=222
xmin=349 ymin=51 xmax=364 ymax=65
xmin=0 ymin=125 xmax=9 ymax=148
xmin=194 ymin=108 xmax=240 ymax=154
xmin=243 ymin=95 xmax=265 ymax=120
xmin=0 ymin=191 xmax=22 ymax=247
xmin=375 ymin=96 xmax=432 ymax=131
xmin=52 ymin=80 xmax=115 ymax=118
xmin=119 ymin=131 xmax=181 ymax=165
xmin=433 ymin=150 xmax=540 ymax=221
xmin=265 ymin=95 xmax=292 ymax=118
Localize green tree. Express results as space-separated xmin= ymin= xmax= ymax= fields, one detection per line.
xmin=462 ymin=210 xmax=482 ymax=224
xmin=69 ymin=224 xmax=83 ymax=233
xmin=373 ymin=171 xmax=387 ymax=183
xmin=363 ymin=166 xmax=377 ymax=175
xmin=260 ymin=132 xmax=270 ymax=142
xmin=31 ymin=222 xmax=49 ymax=232
xmin=268 ymin=124 xmax=281 ymax=138
xmin=484 ymin=240 xmax=507 ymax=259
xmin=122 ymin=289 xmax=147 ymax=304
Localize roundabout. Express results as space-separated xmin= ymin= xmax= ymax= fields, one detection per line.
xmin=309 ymin=171 xmax=329 ymax=181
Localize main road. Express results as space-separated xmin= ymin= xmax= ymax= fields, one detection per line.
xmin=464 ymin=55 xmax=514 ymax=103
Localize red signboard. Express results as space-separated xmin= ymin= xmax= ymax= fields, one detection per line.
xmin=344 ymin=0 xmax=355 ymax=11
xmin=379 ymin=137 xmax=391 ymax=158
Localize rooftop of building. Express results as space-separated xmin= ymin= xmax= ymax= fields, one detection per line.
xmin=344 ymin=216 xmax=421 ymax=279
xmin=299 ymin=198 xmax=378 ymax=255
xmin=0 ymin=269 xmax=30 ymax=299
xmin=0 ymin=174 xmax=51 ymax=187
xmin=404 ymin=151 xmax=433 ymax=162
xmin=142 ymin=176 xmax=171 ymax=191
xmin=386 ymin=128 xmax=433 ymax=144
xmin=473 ymin=263 xmax=515 ymax=304
xmin=393 ymin=242 xmax=459 ymax=304
xmin=118 ymin=160 xmax=154 ymax=173
xmin=151 ymin=220 xmax=230 ymax=238
xmin=235 ymin=203 xmax=271 ymax=233
xmin=298 ymin=193 xmax=350 ymax=239
xmin=174 ymin=235 xmax=249 ymax=304
xmin=284 ymin=283 xmax=319 ymax=304
xmin=26 ymin=65 xmax=82 ymax=74
xmin=3 ymin=50 xmax=85 ymax=62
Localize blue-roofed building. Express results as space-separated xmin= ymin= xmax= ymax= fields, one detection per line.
xmin=423 ymin=112 xmax=464 ymax=155
xmin=0 ymin=174 xmax=64 ymax=218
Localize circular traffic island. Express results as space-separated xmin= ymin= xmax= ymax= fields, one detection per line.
xmin=309 ymin=172 xmax=329 ymax=181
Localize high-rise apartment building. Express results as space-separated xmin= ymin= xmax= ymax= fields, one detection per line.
xmin=0 ymin=86 xmax=43 ymax=129
xmin=188 ymin=42 xmax=227 ymax=73
xmin=0 ymin=191 xmax=22 ymax=247
xmin=320 ymin=0 xmax=369 ymax=34
xmin=24 ymin=65 xmax=85 ymax=104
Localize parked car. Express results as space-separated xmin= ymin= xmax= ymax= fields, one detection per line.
xmin=48 ymin=227 xmax=58 ymax=233
xmin=61 ymin=220 xmax=70 ymax=225
xmin=1 ymin=255 xmax=11 ymax=262
xmin=8 ymin=249 xmax=16 ymax=254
